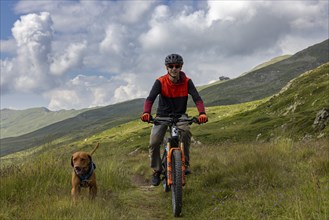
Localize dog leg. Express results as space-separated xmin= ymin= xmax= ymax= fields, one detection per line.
xmin=71 ymin=173 xmax=81 ymax=203
xmin=89 ymin=184 xmax=97 ymax=200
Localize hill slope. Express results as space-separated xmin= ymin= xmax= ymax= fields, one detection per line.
xmin=0 ymin=99 xmax=144 ymax=156
xmin=197 ymin=39 xmax=329 ymax=107
xmin=0 ymin=107 xmax=89 ymax=138
xmin=195 ymin=62 xmax=329 ymax=143
xmin=246 ymin=54 xmax=291 ymax=73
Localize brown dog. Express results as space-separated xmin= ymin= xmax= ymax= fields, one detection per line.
xmin=71 ymin=143 xmax=99 ymax=202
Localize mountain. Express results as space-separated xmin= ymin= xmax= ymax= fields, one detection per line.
xmin=0 ymin=107 xmax=89 ymax=138
xmin=196 ymin=39 xmax=329 ymax=107
xmin=197 ymin=55 xmax=291 ymax=92
xmin=246 ymin=54 xmax=292 ymax=73
xmin=0 ymin=98 xmax=144 ymax=156
xmin=195 ymin=62 xmax=329 ymax=143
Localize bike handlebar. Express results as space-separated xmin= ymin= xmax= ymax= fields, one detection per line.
xmin=149 ymin=115 xmax=200 ymax=126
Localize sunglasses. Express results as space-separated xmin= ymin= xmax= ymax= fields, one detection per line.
xmin=167 ymin=64 xmax=182 ymax=69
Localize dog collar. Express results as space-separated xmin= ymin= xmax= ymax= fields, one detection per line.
xmin=76 ymin=161 xmax=96 ymax=182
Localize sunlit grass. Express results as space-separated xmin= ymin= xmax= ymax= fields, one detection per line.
xmin=1 ymin=121 xmax=328 ymax=219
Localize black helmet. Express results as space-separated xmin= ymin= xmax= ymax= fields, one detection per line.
xmin=165 ymin=54 xmax=183 ymax=65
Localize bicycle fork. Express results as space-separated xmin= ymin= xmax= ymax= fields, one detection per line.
xmin=166 ymin=142 xmax=186 ymax=186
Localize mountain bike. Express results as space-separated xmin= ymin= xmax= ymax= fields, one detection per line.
xmin=150 ymin=114 xmax=199 ymax=217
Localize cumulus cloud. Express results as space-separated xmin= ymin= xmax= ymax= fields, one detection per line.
xmin=120 ymin=1 xmax=154 ymax=24
xmin=1 ymin=12 xmax=54 ymax=94
xmin=112 ymin=73 xmax=148 ymax=103
xmin=1 ymin=0 xmax=328 ymax=110
xmin=45 ymin=75 xmax=112 ymax=110
xmin=100 ymin=24 xmax=127 ymax=54
xmin=50 ymin=41 xmax=87 ymax=75
xmin=45 ymin=74 xmax=147 ymax=110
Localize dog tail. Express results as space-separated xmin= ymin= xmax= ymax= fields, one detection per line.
xmin=90 ymin=142 xmax=100 ymax=155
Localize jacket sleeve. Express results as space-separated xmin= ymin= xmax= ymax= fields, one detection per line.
xmin=188 ymin=79 xmax=206 ymax=115
xmin=143 ymin=80 xmax=161 ymax=114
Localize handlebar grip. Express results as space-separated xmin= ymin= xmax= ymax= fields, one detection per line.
xmin=192 ymin=117 xmax=199 ymax=124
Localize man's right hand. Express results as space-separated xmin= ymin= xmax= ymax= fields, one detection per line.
xmin=141 ymin=113 xmax=151 ymax=122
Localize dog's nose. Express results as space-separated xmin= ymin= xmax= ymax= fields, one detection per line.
xmin=74 ymin=166 xmax=82 ymax=172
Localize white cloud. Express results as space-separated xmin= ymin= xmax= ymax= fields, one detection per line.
xmin=207 ymin=1 xmax=255 ymax=24
xmin=45 ymin=75 xmax=112 ymax=110
xmin=120 ymin=1 xmax=155 ymax=24
xmin=1 ymin=0 xmax=328 ymax=110
xmin=45 ymin=74 xmax=147 ymax=110
xmin=112 ymin=73 xmax=148 ymax=103
xmin=50 ymin=41 xmax=87 ymax=76
xmin=47 ymin=89 xmax=81 ymax=110
xmin=100 ymin=24 xmax=127 ymax=54
xmin=0 ymin=39 xmax=16 ymax=54
xmin=0 ymin=59 xmax=15 ymax=93
xmin=1 ymin=12 xmax=55 ymax=93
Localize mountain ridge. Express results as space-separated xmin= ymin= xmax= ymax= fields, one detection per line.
xmin=0 ymin=98 xmax=145 ymax=156
xmin=0 ymin=107 xmax=90 ymax=138
xmin=196 ymin=38 xmax=329 ymax=107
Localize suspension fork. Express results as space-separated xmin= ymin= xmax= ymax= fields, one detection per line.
xmin=166 ymin=142 xmax=186 ymax=186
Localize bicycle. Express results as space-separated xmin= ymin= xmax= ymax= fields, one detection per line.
xmin=150 ymin=114 xmax=199 ymax=217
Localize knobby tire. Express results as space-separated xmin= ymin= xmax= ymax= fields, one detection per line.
xmin=172 ymin=150 xmax=183 ymax=217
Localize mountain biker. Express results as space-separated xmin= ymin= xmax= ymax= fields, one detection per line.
xmin=140 ymin=53 xmax=208 ymax=186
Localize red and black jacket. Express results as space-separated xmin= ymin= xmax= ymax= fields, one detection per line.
xmin=143 ymin=71 xmax=205 ymax=117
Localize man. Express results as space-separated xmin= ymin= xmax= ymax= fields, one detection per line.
xmin=141 ymin=54 xmax=208 ymax=186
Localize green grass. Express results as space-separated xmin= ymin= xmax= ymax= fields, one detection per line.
xmin=1 ymin=127 xmax=328 ymax=219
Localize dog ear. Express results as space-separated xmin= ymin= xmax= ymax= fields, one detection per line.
xmin=88 ymin=154 xmax=92 ymax=162
xmin=71 ymin=156 xmax=74 ymax=167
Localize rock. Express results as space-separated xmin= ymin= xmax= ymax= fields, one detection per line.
xmin=312 ymin=108 xmax=329 ymax=131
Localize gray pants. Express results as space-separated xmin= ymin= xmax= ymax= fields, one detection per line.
xmin=149 ymin=115 xmax=192 ymax=171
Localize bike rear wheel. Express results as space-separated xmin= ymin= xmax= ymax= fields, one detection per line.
xmin=171 ymin=150 xmax=183 ymax=217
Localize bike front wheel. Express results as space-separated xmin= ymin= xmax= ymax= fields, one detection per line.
xmin=171 ymin=150 xmax=183 ymax=217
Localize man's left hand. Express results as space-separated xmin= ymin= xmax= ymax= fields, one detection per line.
xmin=198 ymin=114 xmax=208 ymax=124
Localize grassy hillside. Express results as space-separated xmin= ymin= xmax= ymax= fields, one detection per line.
xmin=0 ymin=99 xmax=145 ymax=156
xmin=196 ymin=55 xmax=292 ymax=92
xmin=0 ymin=107 xmax=89 ymax=138
xmin=197 ymin=39 xmax=329 ymax=107
xmin=195 ymin=62 xmax=329 ymax=143
xmin=0 ymin=63 xmax=328 ymax=219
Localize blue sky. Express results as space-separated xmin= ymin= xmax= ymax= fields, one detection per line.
xmin=1 ymin=1 xmax=19 ymax=39
xmin=1 ymin=0 xmax=328 ymax=110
